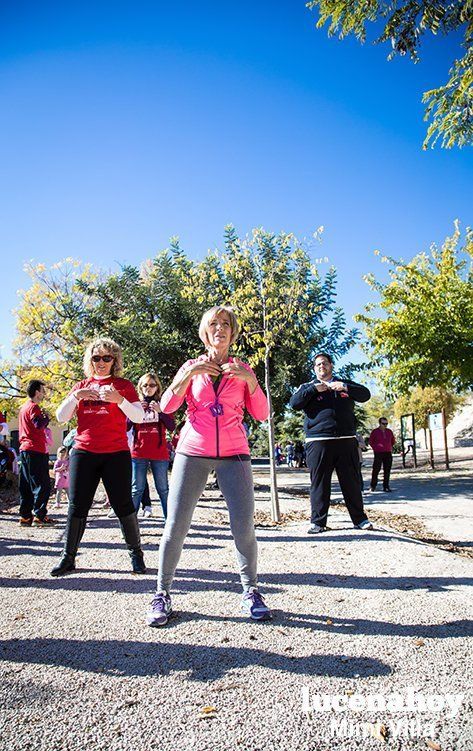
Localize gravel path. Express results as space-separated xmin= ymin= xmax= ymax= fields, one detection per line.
xmin=1 ymin=488 xmax=472 ymax=751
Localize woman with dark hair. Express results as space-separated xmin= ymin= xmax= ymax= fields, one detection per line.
xmin=130 ymin=372 xmax=175 ymax=519
xmin=51 ymin=337 xmax=146 ymax=576
xmin=146 ymin=305 xmax=271 ymax=627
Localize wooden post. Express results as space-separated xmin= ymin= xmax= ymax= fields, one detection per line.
xmin=442 ymin=408 xmax=450 ymax=470
xmin=412 ymin=414 xmax=418 ymax=468
xmin=429 ymin=428 xmax=435 ymax=469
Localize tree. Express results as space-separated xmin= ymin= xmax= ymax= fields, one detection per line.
xmin=275 ymin=408 xmax=306 ymax=447
xmin=76 ymin=242 xmax=205 ymax=385
xmin=356 ymin=222 xmax=473 ymax=396
xmin=15 ymin=259 xmax=99 ymax=396
xmin=13 ymin=249 xmax=204 ymax=411
xmin=306 ymin=0 xmax=473 ymax=148
xmin=356 ymin=392 xmax=395 ymax=436
xmin=0 ymin=362 xmax=22 ymax=420
xmin=394 ymin=385 xmax=463 ymax=444
xmin=11 ymin=228 xmax=358 ymax=519
xmin=191 ymin=226 xmax=358 ymax=520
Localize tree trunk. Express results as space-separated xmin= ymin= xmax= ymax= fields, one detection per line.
xmin=264 ymin=350 xmax=280 ymax=522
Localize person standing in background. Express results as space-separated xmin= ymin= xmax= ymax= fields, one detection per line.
xmin=369 ymin=417 xmax=396 ymax=492
xmin=18 ymin=380 xmax=55 ymax=527
xmin=53 ymin=446 xmax=70 ymax=508
xmin=355 ymin=433 xmax=368 ymax=492
xmin=130 ymin=372 xmax=175 ymax=520
xmin=290 ymin=353 xmax=372 ymax=533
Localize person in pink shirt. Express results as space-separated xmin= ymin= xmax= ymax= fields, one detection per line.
xmin=368 ymin=417 xmax=396 ymax=492
xmin=53 ymin=446 xmax=70 ymax=507
xmin=146 ymin=305 xmax=271 ymax=627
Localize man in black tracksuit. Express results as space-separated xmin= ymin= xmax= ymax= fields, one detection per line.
xmin=289 ymin=352 xmax=372 ymax=533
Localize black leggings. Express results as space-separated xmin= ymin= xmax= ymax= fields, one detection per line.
xmin=69 ymin=450 xmax=134 ymax=519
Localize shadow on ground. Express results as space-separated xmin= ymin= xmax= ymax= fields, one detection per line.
xmin=0 ymin=637 xmax=392 ymax=681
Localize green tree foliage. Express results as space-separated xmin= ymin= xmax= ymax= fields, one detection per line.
xmin=181 ymin=226 xmax=358 ymax=518
xmin=306 ymin=0 xmax=473 ymax=148
xmin=0 ymin=362 xmax=22 ymax=420
xmin=215 ymin=226 xmax=358 ymax=415
xmin=76 ymin=241 xmax=204 ymax=386
xmin=356 ymin=392 xmax=395 ymax=437
xmin=276 ymin=409 xmax=306 ymax=445
xmin=12 ymin=228 xmax=358 ymax=462
xmin=356 ymin=222 xmax=473 ymax=396
xmin=394 ymin=385 xmax=463 ymax=429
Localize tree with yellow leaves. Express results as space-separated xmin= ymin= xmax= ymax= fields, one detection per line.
xmin=356 ymin=222 xmax=473 ymax=397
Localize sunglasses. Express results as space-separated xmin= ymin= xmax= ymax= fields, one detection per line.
xmin=91 ymin=355 xmax=114 ymax=363
xmin=142 ymin=383 xmax=157 ymax=388
xmin=380 ymin=422 xmax=388 ymax=425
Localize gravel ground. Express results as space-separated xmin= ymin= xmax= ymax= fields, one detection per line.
xmin=1 ymin=487 xmax=472 ymax=751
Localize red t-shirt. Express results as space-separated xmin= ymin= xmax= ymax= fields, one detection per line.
xmin=71 ymin=377 xmax=139 ymax=454
xmin=131 ymin=419 xmax=170 ymax=461
xmin=18 ymin=400 xmax=48 ymax=453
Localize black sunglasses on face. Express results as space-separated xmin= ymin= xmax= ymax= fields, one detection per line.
xmin=92 ymin=355 xmax=114 ymax=363
xmin=381 ymin=421 xmax=388 ymax=425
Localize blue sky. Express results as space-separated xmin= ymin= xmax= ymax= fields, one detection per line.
xmin=1 ymin=1 xmax=471 ymax=362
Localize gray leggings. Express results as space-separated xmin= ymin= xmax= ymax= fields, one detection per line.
xmin=157 ymin=453 xmax=258 ymax=593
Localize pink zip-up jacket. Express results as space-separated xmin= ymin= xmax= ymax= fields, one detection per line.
xmin=160 ymin=356 xmax=269 ymax=457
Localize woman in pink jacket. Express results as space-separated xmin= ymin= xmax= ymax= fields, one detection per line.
xmin=146 ymin=305 xmax=270 ymax=627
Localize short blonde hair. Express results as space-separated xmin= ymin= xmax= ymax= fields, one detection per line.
xmin=137 ymin=372 xmax=163 ymax=400
xmin=83 ymin=337 xmax=123 ymax=378
xmin=57 ymin=445 xmax=67 ymax=455
xmin=198 ymin=305 xmax=240 ymax=349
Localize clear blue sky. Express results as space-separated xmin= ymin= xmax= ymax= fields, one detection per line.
xmin=1 ymin=1 xmax=471 ymax=361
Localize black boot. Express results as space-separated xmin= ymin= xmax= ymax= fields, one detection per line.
xmin=50 ymin=516 xmax=87 ymax=577
xmin=119 ymin=512 xmax=146 ymax=574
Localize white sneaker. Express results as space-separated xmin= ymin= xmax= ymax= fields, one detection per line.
xmin=355 ymin=519 xmax=373 ymax=530
xmin=142 ymin=506 xmax=152 ymax=518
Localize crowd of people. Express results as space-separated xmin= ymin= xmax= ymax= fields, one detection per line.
xmin=12 ymin=304 xmax=397 ymax=626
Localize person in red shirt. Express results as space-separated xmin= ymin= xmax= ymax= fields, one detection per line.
xmin=18 ymin=379 xmax=55 ymax=526
xmin=51 ymin=337 xmax=146 ymax=577
xmin=130 ymin=372 xmax=175 ymax=519
xmin=368 ymin=417 xmax=396 ymax=492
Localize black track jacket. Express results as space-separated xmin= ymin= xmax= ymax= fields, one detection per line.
xmin=289 ymin=377 xmax=370 ymax=439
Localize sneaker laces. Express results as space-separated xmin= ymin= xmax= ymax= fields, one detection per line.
xmin=151 ymin=593 xmax=168 ymax=611
xmin=247 ymin=589 xmax=266 ymax=608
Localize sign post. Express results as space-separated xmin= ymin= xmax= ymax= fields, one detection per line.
xmin=442 ymin=408 xmax=450 ymax=470
xmin=428 ymin=412 xmax=450 ymax=470
xmin=401 ymin=413 xmax=417 ymax=468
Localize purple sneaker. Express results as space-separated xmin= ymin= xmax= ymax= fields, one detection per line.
xmin=146 ymin=592 xmax=172 ymax=627
xmin=241 ymin=588 xmax=272 ymax=621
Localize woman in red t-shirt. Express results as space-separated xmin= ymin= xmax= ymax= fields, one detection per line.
xmin=51 ymin=338 xmax=146 ymax=577
xmin=130 ymin=373 xmax=175 ymax=519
